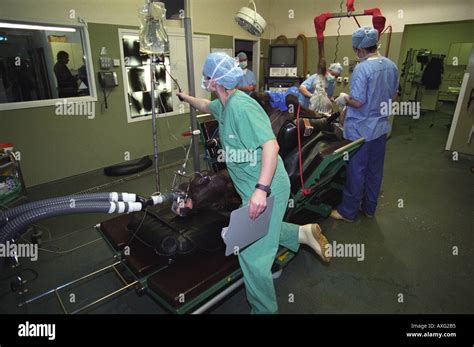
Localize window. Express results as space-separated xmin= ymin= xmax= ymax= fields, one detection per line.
xmin=0 ymin=20 xmax=96 ymax=111
xmin=118 ymin=28 xmax=210 ymax=123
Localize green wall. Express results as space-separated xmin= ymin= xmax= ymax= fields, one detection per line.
xmin=0 ymin=24 xmax=233 ymax=187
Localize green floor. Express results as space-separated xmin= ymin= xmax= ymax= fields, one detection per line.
xmin=1 ymin=112 xmax=473 ymax=314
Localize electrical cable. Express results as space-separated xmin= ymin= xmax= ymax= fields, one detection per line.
xmin=42 ymin=225 xmax=95 ymax=244
xmin=15 ymin=222 xmax=98 ymax=245
xmin=19 ymin=234 xmax=102 ymax=255
xmin=35 ymin=238 xmax=102 ymax=254
xmin=126 ymin=207 xmax=148 ymax=246
xmin=334 ymin=0 xmax=344 ymax=63
xmin=161 ymin=58 xmax=185 ymax=102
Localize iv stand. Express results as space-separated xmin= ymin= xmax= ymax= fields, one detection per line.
xmin=150 ymin=53 xmax=160 ymax=192
xmin=184 ymin=0 xmax=200 ymax=175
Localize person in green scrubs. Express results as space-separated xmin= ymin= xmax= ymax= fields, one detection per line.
xmin=177 ymin=52 xmax=331 ymax=314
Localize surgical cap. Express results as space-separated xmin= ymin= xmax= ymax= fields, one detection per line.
xmin=328 ymin=62 xmax=343 ymax=74
xmin=352 ymin=26 xmax=379 ymax=49
xmin=203 ymin=52 xmax=243 ymax=90
xmin=237 ymin=52 xmax=247 ymax=60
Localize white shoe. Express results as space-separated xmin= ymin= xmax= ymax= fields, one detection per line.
xmin=330 ymin=209 xmax=354 ymax=222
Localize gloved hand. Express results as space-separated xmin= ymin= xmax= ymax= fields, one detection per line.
xmin=335 ymin=93 xmax=349 ymax=107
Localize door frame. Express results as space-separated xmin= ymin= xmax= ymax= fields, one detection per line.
xmin=233 ymin=37 xmax=261 ymax=92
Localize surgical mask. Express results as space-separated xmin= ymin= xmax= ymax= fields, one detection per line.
xmin=326 ymin=74 xmax=336 ymax=83
xmin=239 ymin=61 xmax=248 ymax=69
xmin=201 ymin=76 xmax=212 ymax=92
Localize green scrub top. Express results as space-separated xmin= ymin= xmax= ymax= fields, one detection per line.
xmin=208 ymin=90 xmax=290 ymax=202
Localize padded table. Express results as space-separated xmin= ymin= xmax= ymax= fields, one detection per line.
xmin=100 ymin=205 xmax=241 ymax=311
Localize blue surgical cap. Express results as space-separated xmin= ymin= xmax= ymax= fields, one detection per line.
xmin=352 ymin=26 xmax=379 ymax=49
xmin=328 ymin=62 xmax=343 ymax=74
xmin=203 ymin=52 xmax=243 ymax=89
xmin=237 ymin=52 xmax=247 ymax=60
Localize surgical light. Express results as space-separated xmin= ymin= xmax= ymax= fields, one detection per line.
xmin=235 ymin=0 xmax=266 ymax=37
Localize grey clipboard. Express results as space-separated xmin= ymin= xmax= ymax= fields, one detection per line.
xmin=221 ymin=196 xmax=274 ymax=256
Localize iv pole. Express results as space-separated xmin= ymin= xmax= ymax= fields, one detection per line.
xmin=184 ymin=0 xmax=201 ymax=175
xmin=142 ymin=0 xmax=201 ymax=194
xmin=150 ymin=52 xmax=160 ymax=192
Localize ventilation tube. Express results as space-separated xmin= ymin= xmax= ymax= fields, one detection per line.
xmin=0 ymin=192 xmax=137 ymax=221
xmin=0 ymin=201 xmax=143 ymax=246
xmin=0 ymin=192 xmax=178 ymax=244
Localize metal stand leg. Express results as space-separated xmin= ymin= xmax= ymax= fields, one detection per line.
xmin=18 ymin=260 xmax=136 ymax=314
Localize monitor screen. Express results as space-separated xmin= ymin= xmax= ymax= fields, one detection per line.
xmin=270 ymin=46 xmax=296 ymax=66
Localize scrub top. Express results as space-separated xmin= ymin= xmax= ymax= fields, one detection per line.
xmin=208 ymin=90 xmax=290 ymax=201
xmin=298 ymin=73 xmax=336 ymax=108
xmin=344 ymin=56 xmax=399 ymax=141
xmin=237 ymin=69 xmax=257 ymax=95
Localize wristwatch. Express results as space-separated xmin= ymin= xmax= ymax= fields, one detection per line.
xmin=255 ymin=183 xmax=271 ymax=196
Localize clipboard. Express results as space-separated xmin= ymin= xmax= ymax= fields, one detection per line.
xmin=221 ymin=196 xmax=274 ymax=256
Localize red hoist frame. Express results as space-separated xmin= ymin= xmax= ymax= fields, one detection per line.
xmin=297 ymin=1 xmax=393 ymax=196
xmin=314 ymin=0 xmax=392 ymax=57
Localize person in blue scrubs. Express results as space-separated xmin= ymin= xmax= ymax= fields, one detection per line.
xmin=298 ymin=63 xmax=343 ymax=109
xmin=177 ymin=52 xmax=331 ymax=313
xmin=331 ymin=26 xmax=399 ymax=222
xmin=236 ymin=52 xmax=257 ymax=95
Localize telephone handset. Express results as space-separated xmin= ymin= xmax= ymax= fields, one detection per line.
xmin=98 ymin=71 xmax=118 ymax=88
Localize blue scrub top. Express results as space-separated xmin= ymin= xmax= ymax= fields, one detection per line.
xmin=344 ymin=56 xmax=399 ymax=141
xmin=298 ymin=73 xmax=336 ymax=108
xmin=237 ymin=69 xmax=257 ymax=95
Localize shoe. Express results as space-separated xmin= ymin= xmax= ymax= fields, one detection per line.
xmin=330 ymin=209 xmax=354 ymax=222
xmin=359 ymin=207 xmax=374 ymax=218
xmin=311 ymin=224 xmax=331 ymax=263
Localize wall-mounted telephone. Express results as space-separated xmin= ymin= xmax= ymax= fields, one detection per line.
xmin=98 ymin=71 xmax=118 ymax=110
xmin=98 ymin=71 xmax=118 ymax=88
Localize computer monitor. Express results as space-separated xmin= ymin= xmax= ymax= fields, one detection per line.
xmin=270 ymin=45 xmax=297 ymax=66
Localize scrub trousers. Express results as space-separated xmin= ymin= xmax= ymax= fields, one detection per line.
xmin=238 ymin=184 xmax=300 ymax=314
xmin=337 ymin=134 xmax=387 ymax=220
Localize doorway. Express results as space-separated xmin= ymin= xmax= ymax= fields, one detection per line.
xmin=234 ymin=38 xmax=260 ymax=90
